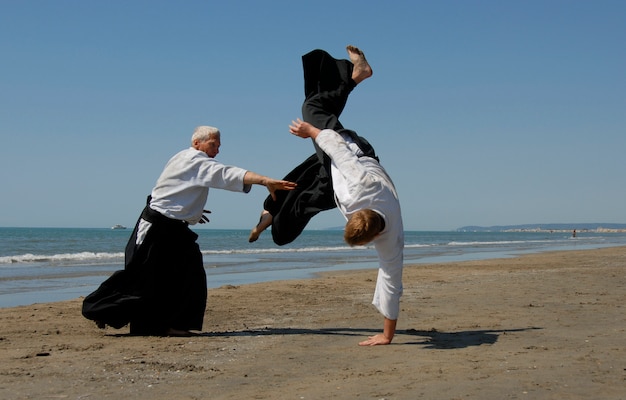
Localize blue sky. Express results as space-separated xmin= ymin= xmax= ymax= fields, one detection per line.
xmin=1 ymin=0 xmax=624 ymax=231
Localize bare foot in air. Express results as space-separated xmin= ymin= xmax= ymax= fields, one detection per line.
xmin=249 ymin=210 xmax=273 ymax=242
xmin=346 ymin=45 xmax=373 ymax=84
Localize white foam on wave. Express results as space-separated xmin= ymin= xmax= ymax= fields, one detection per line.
xmin=0 ymin=246 xmax=359 ymax=264
xmin=202 ymin=245 xmax=360 ymax=255
xmin=404 ymin=243 xmax=433 ymax=249
xmin=447 ymin=239 xmax=554 ymax=246
xmin=0 ymin=252 xmax=124 ymax=265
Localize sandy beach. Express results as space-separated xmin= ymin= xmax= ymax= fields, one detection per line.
xmin=1 ymin=246 xmax=624 ymax=399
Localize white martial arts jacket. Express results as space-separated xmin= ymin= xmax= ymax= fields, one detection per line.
xmin=136 ymin=147 xmax=250 ymax=245
xmin=316 ymin=129 xmax=404 ymax=320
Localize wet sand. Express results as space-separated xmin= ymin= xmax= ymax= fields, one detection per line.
xmin=1 ymin=246 xmax=624 ymax=399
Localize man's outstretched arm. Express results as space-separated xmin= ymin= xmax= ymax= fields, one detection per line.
xmin=243 ymin=171 xmax=297 ymax=200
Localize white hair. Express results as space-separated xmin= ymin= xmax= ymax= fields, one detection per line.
xmin=191 ymin=126 xmax=220 ymax=145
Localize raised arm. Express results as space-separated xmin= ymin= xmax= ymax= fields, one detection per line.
xmin=289 ymin=118 xmax=321 ymax=140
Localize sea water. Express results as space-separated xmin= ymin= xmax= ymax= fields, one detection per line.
xmin=0 ymin=227 xmax=624 ymax=308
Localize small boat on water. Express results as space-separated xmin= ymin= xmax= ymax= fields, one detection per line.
xmin=111 ymin=224 xmax=127 ymax=230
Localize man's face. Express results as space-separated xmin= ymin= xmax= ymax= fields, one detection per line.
xmin=196 ymin=136 xmax=221 ymax=158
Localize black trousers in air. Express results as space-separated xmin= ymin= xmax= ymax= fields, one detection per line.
xmin=264 ymin=49 xmax=377 ymax=245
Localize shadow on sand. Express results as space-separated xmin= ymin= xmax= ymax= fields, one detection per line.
xmin=110 ymin=326 xmax=542 ymax=349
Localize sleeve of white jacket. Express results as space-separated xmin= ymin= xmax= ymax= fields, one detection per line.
xmin=317 ymin=129 xmax=404 ymax=321
xmin=315 ymin=129 xmax=368 ymax=181
xmin=372 ymin=235 xmax=404 ymax=320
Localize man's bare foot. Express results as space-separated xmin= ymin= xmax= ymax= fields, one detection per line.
xmin=346 ymin=45 xmax=373 ymax=84
xmin=249 ymin=210 xmax=273 ymax=242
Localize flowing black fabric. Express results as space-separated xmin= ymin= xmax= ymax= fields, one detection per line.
xmin=81 ymin=269 xmax=141 ymax=329
xmin=82 ymin=203 xmax=207 ymax=334
xmin=264 ymin=153 xmax=336 ymax=245
xmin=263 ymin=49 xmax=377 ymax=245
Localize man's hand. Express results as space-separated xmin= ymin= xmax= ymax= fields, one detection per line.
xmin=266 ymin=179 xmax=297 ymax=201
xmin=242 ymin=172 xmax=297 ymax=200
xmin=197 ymin=210 xmax=211 ymax=224
xmin=289 ymin=118 xmax=321 ymax=140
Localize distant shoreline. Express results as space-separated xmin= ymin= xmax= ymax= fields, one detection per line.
xmin=457 ymin=223 xmax=626 ymax=233
xmin=464 ymin=228 xmax=626 ymax=233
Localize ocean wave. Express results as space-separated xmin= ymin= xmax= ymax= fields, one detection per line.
xmin=202 ymin=245 xmax=358 ymax=255
xmin=404 ymin=243 xmax=433 ymax=249
xmin=0 ymin=252 xmax=124 ymax=265
xmin=0 ymin=246 xmax=359 ymax=265
xmin=447 ymin=239 xmax=553 ymax=246
xmin=0 ymin=235 xmax=612 ymax=266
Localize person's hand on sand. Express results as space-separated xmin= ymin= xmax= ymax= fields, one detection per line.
xmin=289 ymin=118 xmax=321 ymax=140
xmin=358 ymin=333 xmax=392 ymax=346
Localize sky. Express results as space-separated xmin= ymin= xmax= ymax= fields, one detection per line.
xmin=1 ymin=0 xmax=624 ymax=231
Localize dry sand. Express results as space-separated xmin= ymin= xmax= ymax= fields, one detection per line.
xmin=1 ymin=246 xmax=625 ymax=399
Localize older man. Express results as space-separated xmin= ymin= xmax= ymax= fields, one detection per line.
xmin=83 ymin=126 xmax=296 ymax=336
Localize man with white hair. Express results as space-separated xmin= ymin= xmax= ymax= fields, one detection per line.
xmin=83 ymin=125 xmax=296 ymax=336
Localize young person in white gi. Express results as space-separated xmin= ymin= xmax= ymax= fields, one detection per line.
xmin=257 ymin=46 xmax=404 ymax=346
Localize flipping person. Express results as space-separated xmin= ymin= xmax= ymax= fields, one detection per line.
xmin=251 ymin=46 xmax=404 ymax=346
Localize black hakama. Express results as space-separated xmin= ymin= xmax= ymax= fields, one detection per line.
xmin=82 ymin=205 xmax=207 ymax=335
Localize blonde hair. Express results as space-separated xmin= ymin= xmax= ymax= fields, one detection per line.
xmin=344 ymin=209 xmax=384 ymax=246
xmin=191 ymin=126 xmax=220 ymax=145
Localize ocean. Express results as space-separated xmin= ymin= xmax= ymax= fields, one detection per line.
xmin=1 ymin=227 xmax=624 ymax=308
